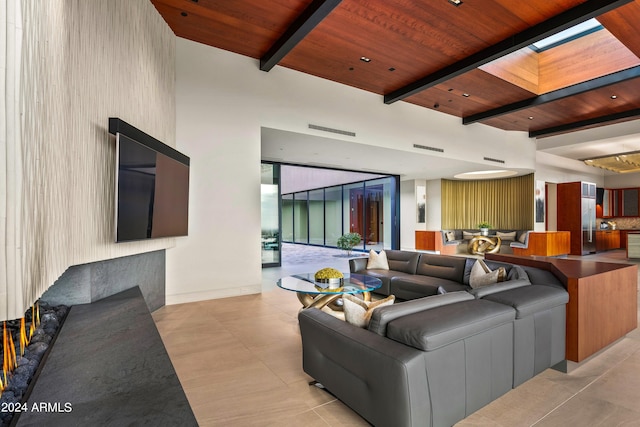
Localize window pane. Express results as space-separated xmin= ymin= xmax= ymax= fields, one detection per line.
xmin=344 ymin=183 xmax=364 ymax=251
xmin=282 ymin=194 xmax=293 ymax=242
xmin=294 ymin=192 xmax=308 ymax=244
xmin=364 ymin=178 xmax=394 ymax=251
xmin=308 ymin=189 xmax=324 ymax=245
xmin=325 ymin=186 xmax=342 ymax=247
xmin=261 ymin=163 xmax=280 ymax=266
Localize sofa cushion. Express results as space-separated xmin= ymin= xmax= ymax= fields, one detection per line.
xmin=384 ymin=250 xmax=420 ymax=274
xmin=445 ymin=231 xmax=456 ymax=242
xmin=362 ymin=270 xmax=414 ymax=296
xmin=342 ymin=294 xmax=395 ymax=327
xmin=367 ymin=250 xmax=389 ymax=270
xmin=483 ymin=285 xmax=568 ymax=318
xmin=390 ymin=275 xmax=468 ymax=300
xmin=463 ymin=259 xmax=526 ymax=285
xmin=521 ymin=267 xmax=565 ymax=289
xmin=463 ymin=231 xmax=481 ymax=239
xmin=469 ymin=259 xmax=505 ymax=288
xmin=386 ymin=299 xmax=515 ymax=351
xmin=368 ymin=292 xmax=474 ymax=336
xmin=496 ymin=231 xmax=516 ymax=241
xmin=416 ymin=254 xmax=466 ymax=282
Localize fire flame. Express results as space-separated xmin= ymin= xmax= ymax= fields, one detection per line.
xmin=0 ymin=303 xmax=39 ymax=397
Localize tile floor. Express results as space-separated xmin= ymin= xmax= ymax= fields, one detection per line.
xmin=153 ymin=244 xmax=640 ymax=426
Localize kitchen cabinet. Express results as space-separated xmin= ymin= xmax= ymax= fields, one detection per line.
xmin=600 ymin=188 xmax=639 ymax=218
xmin=595 ymin=230 xmax=620 ymax=252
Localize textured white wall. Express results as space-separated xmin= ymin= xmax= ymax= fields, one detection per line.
xmin=8 ymin=0 xmax=176 ymax=319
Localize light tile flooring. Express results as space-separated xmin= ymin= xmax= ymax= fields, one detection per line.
xmin=153 ymin=245 xmax=640 ymax=426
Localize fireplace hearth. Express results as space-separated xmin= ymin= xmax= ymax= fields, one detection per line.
xmin=12 ymin=287 xmax=196 ymax=426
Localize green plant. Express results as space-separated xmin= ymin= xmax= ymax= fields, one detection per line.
xmin=477 ymin=221 xmax=492 ymax=229
xmin=337 ymin=232 xmax=362 ymax=256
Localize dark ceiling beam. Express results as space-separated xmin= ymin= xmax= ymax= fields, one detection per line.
xmin=530 ymin=107 xmax=640 ymax=138
xmin=260 ymin=0 xmax=342 ymax=72
xmin=383 ymin=0 xmax=633 ymax=104
xmin=463 ymin=65 xmax=640 ymax=124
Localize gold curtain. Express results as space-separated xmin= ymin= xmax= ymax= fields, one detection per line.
xmin=441 ymin=174 xmax=534 ymax=230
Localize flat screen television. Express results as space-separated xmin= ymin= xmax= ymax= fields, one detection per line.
xmin=110 ymin=118 xmax=190 ymax=242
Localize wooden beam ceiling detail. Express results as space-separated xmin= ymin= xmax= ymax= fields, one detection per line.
xmin=530 ymin=108 xmax=640 ymax=138
xmin=259 ymin=0 xmax=342 ymax=71
xmin=463 ymin=65 xmax=640 ymax=125
xmin=383 ymin=0 xmax=633 ymax=104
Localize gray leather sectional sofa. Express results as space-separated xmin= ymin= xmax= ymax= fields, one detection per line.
xmin=298 ymin=251 xmax=569 ymax=427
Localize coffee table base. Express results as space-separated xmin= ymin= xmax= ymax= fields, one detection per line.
xmin=297 ymin=292 xmax=372 ymax=311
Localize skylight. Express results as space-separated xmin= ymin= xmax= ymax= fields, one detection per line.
xmin=530 ymin=18 xmax=603 ymax=52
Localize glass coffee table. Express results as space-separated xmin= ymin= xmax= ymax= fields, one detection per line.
xmin=277 ymin=273 xmax=382 ymax=311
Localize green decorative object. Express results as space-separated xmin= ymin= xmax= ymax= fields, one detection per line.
xmin=477 ymin=221 xmax=491 ymax=237
xmin=337 ymin=232 xmax=362 ymax=256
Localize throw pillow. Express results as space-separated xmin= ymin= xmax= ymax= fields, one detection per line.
xmin=445 ymin=231 xmax=456 ymax=242
xmin=463 ymin=231 xmax=480 ymax=239
xmin=469 ymin=259 xmax=506 ymax=288
xmin=496 ymin=231 xmax=516 ymax=241
xmin=518 ymin=232 xmax=528 ymax=243
xmin=366 ymin=250 xmax=389 ymax=270
xmin=342 ymin=294 xmax=395 ymax=328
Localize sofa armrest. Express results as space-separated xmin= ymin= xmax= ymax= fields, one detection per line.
xmin=440 ymin=231 xmax=461 ymax=246
xmin=469 ymin=278 xmax=531 ymax=299
xmin=510 ymin=231 xmax=530 ymax=249
xmin=298 ymin=308 xmax=431 ymax=427
xmin=349 ymin=257 xmax=368 ymax=273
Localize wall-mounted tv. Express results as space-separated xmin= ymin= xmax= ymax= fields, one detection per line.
xmin=109 ymin=118 xmax=190 ymax=243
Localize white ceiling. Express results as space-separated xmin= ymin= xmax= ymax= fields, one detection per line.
xmin=261 ymin=127 xmax=532 ymax=181
xmin=262 ymin=119 xmax=640 ymax=181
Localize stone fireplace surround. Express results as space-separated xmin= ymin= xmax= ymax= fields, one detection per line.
xmin=41 ymin=250 xmax=166 ymax=313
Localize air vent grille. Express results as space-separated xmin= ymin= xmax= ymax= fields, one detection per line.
xmin=308 ymin=124 xmax=356 ymax=137
xmin=483 ymin=156 xmax=505 ymax=164
xmin=413 ymin=144 xmax=444 ymax=153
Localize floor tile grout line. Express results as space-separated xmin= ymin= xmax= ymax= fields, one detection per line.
xmin=531 ymin=344 xmax=640 ymax=426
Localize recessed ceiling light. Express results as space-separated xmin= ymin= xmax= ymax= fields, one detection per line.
xmin=181 ymin=11 xmax=188 ymax=17
xmin=388 ymin=67 xmax=395 ymax=71
xmin=360 ymin=56 xmax=371 ymax=63
xmin=462 ymin=93 xmax=470 ymax=97
xmin=448 ymin=0 xmax=463 ymax=6
xmin=528 ymin=116 xmax=534 ymax=120
xmin=611 ymin=95 xmax=618 ymax=99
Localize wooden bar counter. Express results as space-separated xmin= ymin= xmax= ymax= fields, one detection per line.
xmin=486 ymin=253 xmax=638 ymax=362
xmin=512 ymin=231 xmax=571 ymax=257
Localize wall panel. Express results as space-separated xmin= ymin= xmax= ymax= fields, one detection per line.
xmin=7 ymin=0 xmax=176 ymax=319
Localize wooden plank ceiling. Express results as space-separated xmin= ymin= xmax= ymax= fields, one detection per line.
xmin=151 ymin=0 xmax=640 ymax=138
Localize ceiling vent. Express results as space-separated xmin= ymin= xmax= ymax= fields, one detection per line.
xmin=483 ymin=156 xmax=505 ymax=164
xmin=308 ymin=124 xmax=356 ymax=137
xmin=413 ymin=144 xmax=444 ymax=153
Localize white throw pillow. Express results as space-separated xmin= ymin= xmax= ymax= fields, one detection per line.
xmin=342 ymin=294 xmax=395 ymax=328
xmin=445 ymin=231 xmax=456 ymax=242
xmin=518 ymin=232 xmax=528 ymax=243
xmin=463 ymin=231 xmax=480 ymax=240
xmin=469 ymin=259 xmax=506 ymax=288
xmin=367 ymin=250 xmax=389 ymax=270
xmin=496 ymin=231 xmax=516 ymax=241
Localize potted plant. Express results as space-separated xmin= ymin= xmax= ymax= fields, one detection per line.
xmin=477 ymin=221 xmax=491 ymax=236
xmin=337 ymin=232 xmax=362 ymax=257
